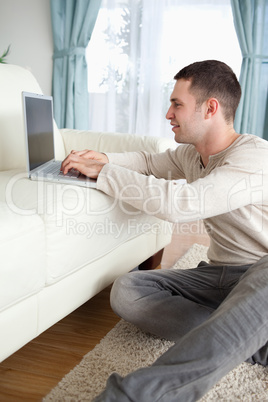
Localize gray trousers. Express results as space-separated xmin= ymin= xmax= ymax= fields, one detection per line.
xmin=94 ymin=255 xmax=268 ymax=402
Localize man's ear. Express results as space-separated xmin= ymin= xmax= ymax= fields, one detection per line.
xmin=205 ymin=98 xmax=218 ymax=119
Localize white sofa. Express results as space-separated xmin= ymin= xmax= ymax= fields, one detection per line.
xmin=0 ymin=64 xmax=174 ymax=362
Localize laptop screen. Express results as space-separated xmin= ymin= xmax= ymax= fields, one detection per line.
xmin=24 ymin=94 xmax=55 ymax=171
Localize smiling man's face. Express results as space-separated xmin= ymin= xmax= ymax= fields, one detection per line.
xmin=166 ymin=79 xmax=206 ymax=145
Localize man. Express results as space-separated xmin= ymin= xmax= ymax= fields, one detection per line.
xmin=61 ymin=60 xmax=268 ymax=401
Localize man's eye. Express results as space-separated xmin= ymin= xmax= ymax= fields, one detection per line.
xmin=175 ymin=103 xmax=181 ymax=107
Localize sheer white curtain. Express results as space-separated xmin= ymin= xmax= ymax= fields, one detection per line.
xmin=86 ymin=0 xmax=242 ymax=138
xmin=134 ymin=0 xmax=167 ymax=137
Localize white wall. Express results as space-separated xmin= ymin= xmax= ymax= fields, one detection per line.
xmin=0 ymin=0 xmax=53 ymax=95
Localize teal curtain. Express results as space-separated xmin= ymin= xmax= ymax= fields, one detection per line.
xmin=231 ymin=0 xmax=268 ymax=139
xmin=50 ymin=0 xmax=101 ymax=129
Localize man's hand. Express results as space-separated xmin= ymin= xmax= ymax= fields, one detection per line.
xmin=61 ymin=150 xmax=108 ymax=179
xmin=69 ymin=149 xmax=109 ymax=164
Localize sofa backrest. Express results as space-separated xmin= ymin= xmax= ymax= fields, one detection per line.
xmin=0 ymin=64 xmax=65 ymax=171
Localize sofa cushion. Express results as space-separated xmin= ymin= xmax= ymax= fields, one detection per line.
xmin=1 ymin=170 xmax=168 ymax=285
xmin=61 ymin=128 xmax=177 ymax=155
xmin=0 ymin=201 xmax=46 ymax=312
xmin=0 ymin=64 xmax=65 ymax=171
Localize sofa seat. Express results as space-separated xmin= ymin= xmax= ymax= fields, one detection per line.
xmin=0 ymin=63 xmax=175 ymax=362
xmin=1 ymin=169 xmax=172 ymax=361
xmin=1 ymin=168 xmax=169 ymax=296
xmin=0 ymin=201 xmax=46 ymax=312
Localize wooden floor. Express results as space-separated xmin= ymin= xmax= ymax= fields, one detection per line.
xmin=0 ymin=221 xmax=209 ymax=402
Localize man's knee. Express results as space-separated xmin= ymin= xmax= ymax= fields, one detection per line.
xmin=110 ymin=272 xmax=138 ymax=318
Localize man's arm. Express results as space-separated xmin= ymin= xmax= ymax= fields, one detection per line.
xmin=61 ymin=145 xmax=267 ymax=224
xmin=62 ymin=146 xmax=187 ymax=181
xmin=96 ymin=161 xmax=267 ymax=224
xmin=61 ymin=150 xmax=107 ymax=179
xmin=107 ymin=148 xmax=186 ymax=180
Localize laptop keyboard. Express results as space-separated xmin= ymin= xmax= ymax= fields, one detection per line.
xmin=40 ymin=162 xmax=80 ymax=178
xmin=58 ymin=169 xmax=80 ymax=178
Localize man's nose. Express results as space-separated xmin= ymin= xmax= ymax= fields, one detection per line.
xmin=166 ymin=106 xmax=174 ymax=120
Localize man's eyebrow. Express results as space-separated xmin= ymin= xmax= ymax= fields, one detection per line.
xmin=170 ymin=97 xmax=183 ymax=103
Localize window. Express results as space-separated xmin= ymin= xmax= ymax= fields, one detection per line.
xmin=86 ymin=0 xmax=242 ymax=137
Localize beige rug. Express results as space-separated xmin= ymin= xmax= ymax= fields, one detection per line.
xmin=44 ymin=244 xmax=268 ymax=401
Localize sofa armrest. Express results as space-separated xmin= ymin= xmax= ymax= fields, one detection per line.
xmin=60 ymin=129 xmax=177 ymax=156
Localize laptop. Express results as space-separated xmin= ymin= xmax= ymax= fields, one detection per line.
xmin=22 ymin=91 xmax=97 ymax=188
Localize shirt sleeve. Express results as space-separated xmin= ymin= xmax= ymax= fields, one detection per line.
xmin=106 ymin=147 xmax=187 ymax=180
xmin=96 ymin=160 xmax=267 ymax=224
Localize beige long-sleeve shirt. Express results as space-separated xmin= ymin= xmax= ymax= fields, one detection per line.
xmin=97 ymin=134 xmax=268 ymax=266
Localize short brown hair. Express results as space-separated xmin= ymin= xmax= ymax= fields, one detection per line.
xmin=174 ymin=60 xmax=241 ymax=123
